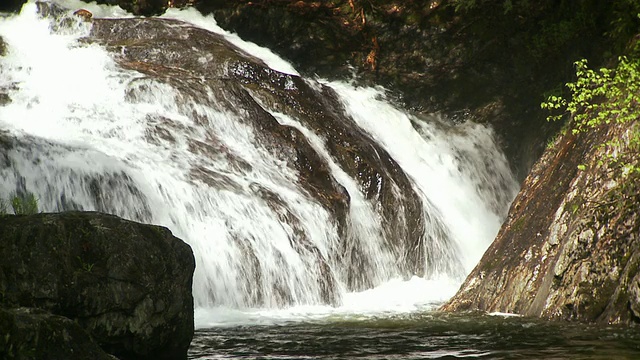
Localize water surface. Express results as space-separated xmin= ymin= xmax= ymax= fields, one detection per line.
xmin=189 ymin=312 xmax=640 ymax=359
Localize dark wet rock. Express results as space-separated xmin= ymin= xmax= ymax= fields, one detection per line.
xmin=0 ymin=37 xmax=10 ymax=106
xmin=86 ymin=15 xmax=454 ymax=292
xmin=0 ymin=94 xmax=11 ymax=106
xmin=0 ymin=212 xmax=195 ymax=359
xmin=79 ymin=0 xmax=167 ymax=16
xmin=442 ymin=119 xmax=640 ymax=325
xmin=84 ymin=0 xmax=196 ymax=16
xmin=117 ymin=0 xmax=168 ymax=16
xmin=0 ymin=36 xmax=6 ymax=57
xmin=0 ymin=307 xmax=116 ymax=360
xmin=0 ymin=0 xmax=26 ymax=13
xmin=227 ymin=61 xmax=453 ymax=282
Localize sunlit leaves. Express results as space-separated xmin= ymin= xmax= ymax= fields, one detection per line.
xmin=541 ymin=56 xmax=640 ymax=174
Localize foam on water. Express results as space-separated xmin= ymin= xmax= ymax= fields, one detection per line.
xmin=195 ymin=276 xmax=460 ymax=327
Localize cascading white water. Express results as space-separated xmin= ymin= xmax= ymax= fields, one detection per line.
xmin=265 ymin=109 xmax=401 ymax=288
xmin=327 ymin=83 xmax=519 ymax=273
xmin=0 ymin=0 xmax=518 ymax=326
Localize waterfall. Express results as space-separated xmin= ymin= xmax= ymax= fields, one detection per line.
xmin=0 ymin=1 xmax=518 ymax=324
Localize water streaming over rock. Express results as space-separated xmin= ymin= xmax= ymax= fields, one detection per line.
xmin=0 ymin=1 xmax=518 ymax=321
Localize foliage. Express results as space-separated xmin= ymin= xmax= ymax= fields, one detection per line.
xmin=542 ymin=56 xmax=640 ymax=174
xmin=0 ymin=192 xmax=40 ymax=215
xmin=608 ymin=1 xmax=640 ymax=49
xmin=77 ymin=256 xmax=95 ymax=273
xmin=12 ymin=192 xmax=39 ymax=215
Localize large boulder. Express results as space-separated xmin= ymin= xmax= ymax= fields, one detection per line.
xmin=0 ymin=212 xmax=195 ymax=359
xmin=442 ymin=119 xmax=640 ymax=325
xmin=0 ymin=307 xmax=116 ymax=360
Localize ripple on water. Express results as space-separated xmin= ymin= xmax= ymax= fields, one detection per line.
xmin=188 ymin=312 xmax=640 ymax=359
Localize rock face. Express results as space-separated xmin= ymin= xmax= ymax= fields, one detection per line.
xmin=0 ymin=307 xmax=116 ymax=360
xmin=442 ymin=120 xmax=640 ymax=325
xmin=0 ymin=212 xmax=196 ymax=359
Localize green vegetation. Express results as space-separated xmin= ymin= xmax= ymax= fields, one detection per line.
xmin=542 ymin=55 xmax=640 ymax=175
xmin=608 ymin=1 xmax=640 ymax=47
xmin=77 ymin=256 xmax=95 ymax=273
xmin=0 ymin=192 xmax=40 ymax=215
xmin=542 ymin=57 xmax=640 ymax=129
xmin=512 ymin=215 xmax=527 ymax=232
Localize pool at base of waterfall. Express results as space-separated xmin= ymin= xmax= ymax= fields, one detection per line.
xmin=188 ymin=311 xmax=640 ymax=359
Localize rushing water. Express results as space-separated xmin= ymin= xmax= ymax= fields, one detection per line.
xmin=1 ymin=1 xmax=637 ymax=359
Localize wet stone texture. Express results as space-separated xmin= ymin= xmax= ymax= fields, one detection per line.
xmin=0 ymin=212 xmax=195 ymax=360
xmin=0 ymin=307 xmax=116 ymax=360
xmin=443 ymin=120 xmax=640 ymax=325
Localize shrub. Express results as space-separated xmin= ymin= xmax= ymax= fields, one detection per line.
xmin=0 ymin=192 xmax=40 ymax=215
xmin=542 ymin=56 xmax=640 ymax=175
xmin=11 ymin=192 xmax=40 ymax=215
